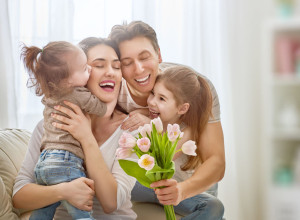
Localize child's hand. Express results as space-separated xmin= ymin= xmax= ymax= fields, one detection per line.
xmin=51 ymin=101 xmax=93 ymax=143
xmin=121 ymin=110 xmax=151 ymax=131
xmin=150 ymin=179 xmax=184 ymax=206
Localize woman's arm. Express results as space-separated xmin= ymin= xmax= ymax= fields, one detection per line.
xmin=52 ymin=101 xmax=120 ymax=213
xmin=13 ymin=178 xmax=95 ymax=211
xmin=12 ymin=120 xmax=95 ymax=211
xmin=151 ymin=122 xmax=225 ymax=205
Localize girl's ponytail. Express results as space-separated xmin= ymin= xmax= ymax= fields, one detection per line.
xmin=21 ymin=44 xmax=43 ymax=96
xmin=21 ymin=41 xmax=77 ymax=98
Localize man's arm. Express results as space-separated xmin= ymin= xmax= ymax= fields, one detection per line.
xmin=180 ymin=121 xmax=225 ymax=199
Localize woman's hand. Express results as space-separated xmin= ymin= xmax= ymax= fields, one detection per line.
xmin=121 ymin=109 xmax=151 ymax=131
xmin=61 ymin=177 xmax=95 ymax=211
xmin=150 ymin=179 xmax=184 ymax=206
xmin=51 ymin=101 xmax=93 ymax=143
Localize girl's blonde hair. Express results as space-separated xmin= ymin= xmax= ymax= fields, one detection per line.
xmin=157 ymin=66 xmax=213 ymax=170
xmin=21 ymin=41 xmax=78 ymax=98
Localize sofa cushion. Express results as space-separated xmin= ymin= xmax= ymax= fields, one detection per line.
xmin=0 ymin=129 xmax=31 ymax=219
xmin=132 ymin=202 xmax=182 ymax=220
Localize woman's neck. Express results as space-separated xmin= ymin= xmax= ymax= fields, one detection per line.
xmin=90 ymin=100 xmax=127 ymax=146
xmin=90 ymin=99 xmax=118 ymax=130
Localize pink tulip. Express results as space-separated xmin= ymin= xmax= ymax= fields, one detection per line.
xmin=119 ymin=132 xmax=136 ymax=148
xmin=167 ymin=124 xmax=182 ymax=142
xmin=137 ymin=137 xmax=151 ymax=152
xmin=138 ymin=124 xmax=152 ymax=137
xmin=179 ymin=132 xmax=184 ymax=138
xmin=181 ymin=140 xmax=197 ymax=156
xmin=116 ymin=147 xmax=133 ymax=159
xmin=151 ymin=117 xmax=163 ymax=133
xmin=138 ymin=154 xmax=155 ymax=170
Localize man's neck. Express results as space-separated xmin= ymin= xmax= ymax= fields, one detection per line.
xmin=127 ymin=82 xmax=149 ymax=107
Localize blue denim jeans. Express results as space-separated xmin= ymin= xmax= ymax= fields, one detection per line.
xmin=131 ymin=181 xmax=224 ymax=220
xmin=29 ymin=149 xmax=94 ymax=220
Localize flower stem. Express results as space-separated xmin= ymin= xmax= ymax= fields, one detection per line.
xmin=175 ymin=149 xmax=182 ymax=154
xmin=164 ymin=205 xmax=176 ymax=220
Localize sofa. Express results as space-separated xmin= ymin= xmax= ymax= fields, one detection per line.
xmin=0 ymin=128 xmax=182 ymax=220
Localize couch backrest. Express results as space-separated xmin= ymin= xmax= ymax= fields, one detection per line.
xmin=0 ymin=129 xmax=31 ymax=219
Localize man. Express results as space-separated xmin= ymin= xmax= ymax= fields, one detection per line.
xmin=109 ymin=21 xmax=225 ymax=219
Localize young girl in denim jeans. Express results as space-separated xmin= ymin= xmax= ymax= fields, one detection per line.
xmin=22 ymin=41 xmax=106 ymax=220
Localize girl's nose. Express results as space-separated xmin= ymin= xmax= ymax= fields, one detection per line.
xmin=147 ymin=95 xmax=156 ymax=107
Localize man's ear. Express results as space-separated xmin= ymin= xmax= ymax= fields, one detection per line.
xmin=178 ymin=103 xmax=190 ymax=115
xmin=158 ymin=48 xmax=162 ymax=63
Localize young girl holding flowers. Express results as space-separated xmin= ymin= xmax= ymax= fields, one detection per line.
xmin=130 ymin=65 xmax=224 ymax=220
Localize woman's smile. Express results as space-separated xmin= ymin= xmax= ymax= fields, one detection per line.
xmin=99 ymin=80 xmax=116 ymax=92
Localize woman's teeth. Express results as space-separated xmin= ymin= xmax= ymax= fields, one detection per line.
xmin=99 ymin=82 xmax=115 ymax=88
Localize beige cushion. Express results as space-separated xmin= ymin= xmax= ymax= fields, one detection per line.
xmin=0 ymin=129 xmax=31 ymax=220
xmin=132 ymin=202 xmax=182 ymax=220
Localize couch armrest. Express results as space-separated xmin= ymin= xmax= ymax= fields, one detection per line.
xmin=0 ymin=129 xmax=31 ymax=219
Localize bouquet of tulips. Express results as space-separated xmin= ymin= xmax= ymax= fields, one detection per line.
xmin=117 ymin=117 xmax=197 ymax=220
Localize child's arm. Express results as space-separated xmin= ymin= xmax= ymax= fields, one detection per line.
xmin=73 ymin=87 xmax=107 ymax=117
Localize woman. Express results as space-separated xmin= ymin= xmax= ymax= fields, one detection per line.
xmin=12 ymin=37 xmax=137 ymax=219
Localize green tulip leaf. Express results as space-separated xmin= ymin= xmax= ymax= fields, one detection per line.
xmin=118 ymin=159 xmax=153 ymax=188
xmin=145 ymin=162 xmax=175 ymax=181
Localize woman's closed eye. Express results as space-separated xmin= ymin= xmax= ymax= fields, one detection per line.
xmin=113 ymin=61 xmax=121 ymax=69
xmin=95 ymin=65 xmax=104 ymax=68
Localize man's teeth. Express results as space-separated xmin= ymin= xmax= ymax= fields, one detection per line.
xmin=100 ymin=82 xmax=114 ymax=87
xmin=135 ymin=75 xmax=150 ymax=82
